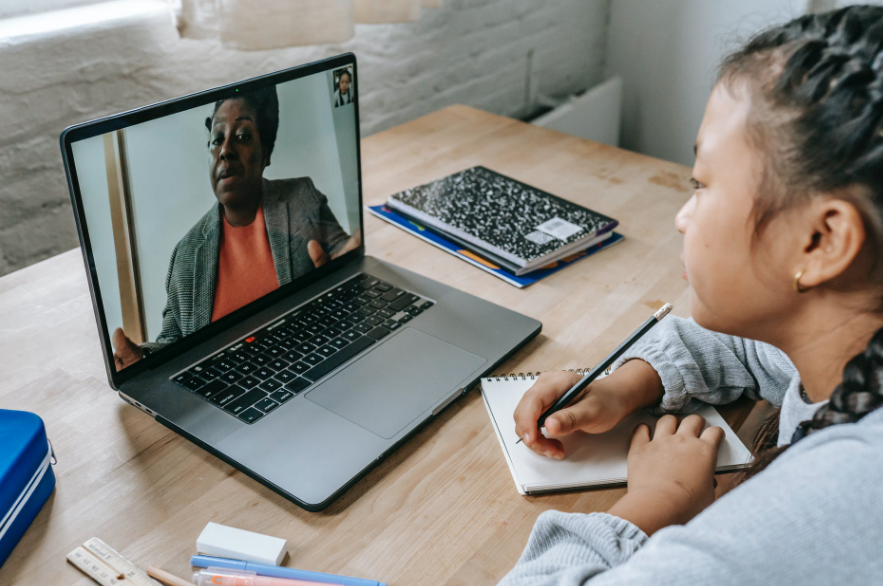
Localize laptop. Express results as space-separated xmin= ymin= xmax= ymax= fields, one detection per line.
xmin=60 ymin=53 xmax=541 ymax=511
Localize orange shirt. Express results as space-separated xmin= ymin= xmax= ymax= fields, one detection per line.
xmin=211 ymin=206 xmax=280 ymax=322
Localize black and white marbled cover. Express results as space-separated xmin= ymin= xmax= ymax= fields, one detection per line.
xmin=387 ymin=166 xmax=618 ymax=266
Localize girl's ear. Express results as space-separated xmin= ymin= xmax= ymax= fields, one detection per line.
xmin=797 ymin=196 xmax=867 ymax=289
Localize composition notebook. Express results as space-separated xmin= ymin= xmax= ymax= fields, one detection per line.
xmin=386 ymin=166 xmax=619 ymax=275
xmin=481 ymin=374 xmax=753 ymax=495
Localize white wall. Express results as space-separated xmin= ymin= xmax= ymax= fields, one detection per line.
xmin=0 ymin=0 xmax=609 ymax=277
xmin=604 ymin=0 xmax=814 ymax=167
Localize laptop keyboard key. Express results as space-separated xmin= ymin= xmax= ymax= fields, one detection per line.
xmin=303 ymin=353 xmax=324 ymax=366
xmin=342 ymin=330 xmax=362 ymax=342
xmin=330 ymin=337 xmax=349 ymax=349
xmin=253 ymin=367 xmax=276 ymax=380
xmin=181 ymin=376 xmax=207 ymax=391
xmin=268 ymin=358 xmax=290 ymax=371
xmin=388 ymin=295 xmax=413 ymax=312
xmin=239 ymin=407 xmax=265 ymax=423
xmin=259 ymin=379 xmax=283 ymax=392
xmin=282 ymin=350 xmax=303 ymax=363
xmin=317 ymin=345 xmax=337 ymax=357
xmin=216 ymin=360 xmax=235 ymax=372
xmin=211 ymin=385 xmax=246 ymax=407
xmin=303 ymin=335 xmax=376 ymax=382
xmin=238 ymin=375 xmax=260 ymax=389
xmin=285 ymin=378 xmax=310 ymax=394
xmin=196 ymin=380 xmax=228 ymax=400
xmin=225 ymin=389 xmax=267 ymax=415
xmin=274 ymin=369 xmax=297 ymax=383
xmin=254 ymin=397 xmax=280 ymax=413
xmin=270 ymin=389 xmax=294 ymax=404
xmin=221 ymin=371 xmax=242 ymax=385
xmin=354 ymin=323 xmax=373 ymax=334
xmin=237 ymin=362 xmax=257 ymax=374
xmin=203 ymin=366 xmax=224 ymax=379
xmin=366 ymin=326 xmax=391 ymax=340
xmin=290 ymin=361 xmax=310 ymax=374
xmin=381 ymin=288 xmax=405 ymax=301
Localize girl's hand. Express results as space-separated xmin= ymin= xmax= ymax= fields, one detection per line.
xmin=513 ymin=371 xmax=632 ymax=459
xmin=607 ymin=414 xmax=724 ymax=536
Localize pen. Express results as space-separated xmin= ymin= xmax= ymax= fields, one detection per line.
xmin=515 ymin=302 xmax=673 ymax=445
xmin=190 ymin=555 xmax=386 ymax=586
xmin=192 ymin=567 xmax=328 ymax=586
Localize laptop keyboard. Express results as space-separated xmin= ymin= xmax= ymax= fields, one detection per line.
xmin=170 ymin=273 xmax=435 ymax=424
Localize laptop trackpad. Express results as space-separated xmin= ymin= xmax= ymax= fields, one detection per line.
xmin=305 ymin=328 xmax=486 ymax=439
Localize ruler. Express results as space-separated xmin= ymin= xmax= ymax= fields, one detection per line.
xmin=67 ymin=538 xmax=161 ymax=586
xmin=67 ymin=547 xmax=124 ymax=586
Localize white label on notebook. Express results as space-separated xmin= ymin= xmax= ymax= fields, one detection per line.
xmin=524 ymin=230 xmax=556 ymax=245
xmin=536 ymin=217 xmax=583 ymax=241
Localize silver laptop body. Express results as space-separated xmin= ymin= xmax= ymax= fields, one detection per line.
xmin=61 ymin=54 xmax=541 ymax=510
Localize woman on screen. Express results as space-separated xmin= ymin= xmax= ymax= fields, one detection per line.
xmin=112 ymin=86 xmax=360 ymax=369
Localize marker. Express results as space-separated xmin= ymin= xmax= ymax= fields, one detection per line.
xmin=190 ymin=555 xmax=386 ymax=586
xmin=516 ymin=303 xmax=673 ymax=445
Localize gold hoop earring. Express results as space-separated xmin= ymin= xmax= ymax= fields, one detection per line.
xmin=793 ymin=270 xmax=809 ymax=293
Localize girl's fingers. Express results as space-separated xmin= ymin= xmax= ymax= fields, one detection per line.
xmin=700 ymin=425 xmax=725 ymax=448
xmin=630 ymin=423 xmax=651 ymax=450
xmin=654 ymin=414 xmax=678 ymax=437
xmin=676 ymin=414 xmax=706 ymax=437
xmin=544 ymin=399 xmax=600 ymax=437
xmin=513 ymin=375 xmax=574 ymax=444
xmin=526 ymin=435 xmax=565 ymax=459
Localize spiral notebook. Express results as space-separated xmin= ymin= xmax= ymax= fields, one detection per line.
xmin=481 ymin=372 xmax=753 ymax=495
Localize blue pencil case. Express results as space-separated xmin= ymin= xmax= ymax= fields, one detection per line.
xmin=0 ymin=409 xmax=56 ymax=568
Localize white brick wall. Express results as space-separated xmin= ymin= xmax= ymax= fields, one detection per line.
xmin=0 ymin=0 xmax=609 ymax=276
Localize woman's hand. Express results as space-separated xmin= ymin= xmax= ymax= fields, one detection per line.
xmin=607 ymin=414 xmax=724 ymax=536
xmin=112 ymin=328 xmax=144 ymax=370
xmin=308 ymin=232 xmax=362 ymax=268
xmin=513 ymin=371 xmax=632 ymax=459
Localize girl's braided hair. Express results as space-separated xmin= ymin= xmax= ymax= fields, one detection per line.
xmin=719 ymin=6 xmax=883 ymax=479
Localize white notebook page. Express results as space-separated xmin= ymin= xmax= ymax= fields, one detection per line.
xmin=481 ymin=377 xmax=753 ymax=494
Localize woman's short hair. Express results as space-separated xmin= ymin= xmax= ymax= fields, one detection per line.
xmin=204 ymin=86 xmax=280 ymax=160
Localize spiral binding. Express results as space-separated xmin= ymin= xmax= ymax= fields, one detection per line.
xmin=486 ymin=366 xmax=613 ymax=382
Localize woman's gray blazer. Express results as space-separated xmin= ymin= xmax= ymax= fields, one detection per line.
xmin=142 ymin=177 xmax=350 ymax=352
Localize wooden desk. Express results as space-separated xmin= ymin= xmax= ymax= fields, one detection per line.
xmin=0 ymin=105 xmax=752 ymax=586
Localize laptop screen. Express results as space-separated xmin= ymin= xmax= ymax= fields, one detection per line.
xmin=66 ymin=61 xmax=361 ymax=374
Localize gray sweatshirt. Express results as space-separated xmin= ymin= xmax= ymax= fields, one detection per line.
xmin=497 ymin=316 xmax=883 ymax=585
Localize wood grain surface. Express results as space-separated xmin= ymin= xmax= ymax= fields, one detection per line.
xmin=0 ymin=105 xmax=753 ymax=586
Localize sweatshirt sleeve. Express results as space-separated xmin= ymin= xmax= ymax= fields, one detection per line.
xmin=497 ymin=414 xmax=883 ymax=585
xmin=609 ymin=316 xmax=792 ymax=413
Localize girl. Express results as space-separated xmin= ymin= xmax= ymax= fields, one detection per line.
xmin=500 ymin=6 xmax=883 ymax=585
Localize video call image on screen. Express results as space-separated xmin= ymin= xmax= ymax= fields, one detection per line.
xmin=70 ymin=67 xmax=361 ymax=372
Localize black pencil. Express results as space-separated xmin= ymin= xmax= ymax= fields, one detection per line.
xmin=515 ymin=303 xmax=673 ymax=445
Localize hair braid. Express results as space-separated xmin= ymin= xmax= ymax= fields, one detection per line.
xmin=719 ymin=6 xmax=883 ymax=480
